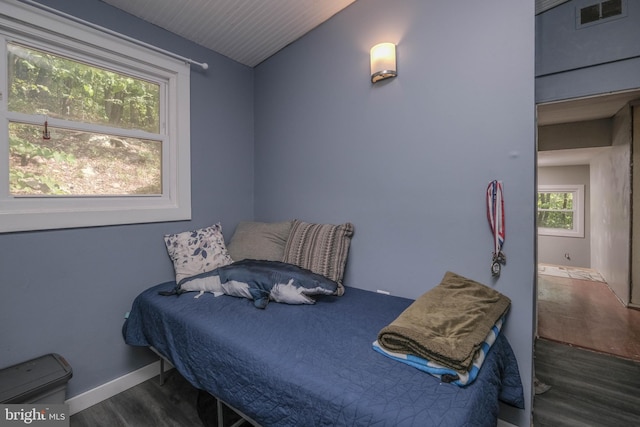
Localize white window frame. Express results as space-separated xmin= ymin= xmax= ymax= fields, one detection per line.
xmin=0 ymin=0 xmax=191 ymax=233
xmin=537 ymin=184 xmax=585 ymax=238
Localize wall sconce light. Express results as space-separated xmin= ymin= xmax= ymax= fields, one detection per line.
xmin=370 ymin=42 xmax=397 ymax=83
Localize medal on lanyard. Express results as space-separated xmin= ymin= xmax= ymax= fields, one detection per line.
xmin=487 ymin=180 xmax=506 ymax=276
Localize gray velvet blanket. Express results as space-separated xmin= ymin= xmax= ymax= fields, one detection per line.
xmin=377 ymin=271 xmax=511 ymax=372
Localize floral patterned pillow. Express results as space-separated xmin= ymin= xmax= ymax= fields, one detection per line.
xmin=164 ymin=223 xmax=233 ymax=285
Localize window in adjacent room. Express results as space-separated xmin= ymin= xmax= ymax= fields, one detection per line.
xmin=0 ymin=0 xmax=191 ymax=233
xmin=537 ymin=185 xmax=585 ymax=238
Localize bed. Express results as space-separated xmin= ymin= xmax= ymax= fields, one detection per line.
xmin=122 ymin=220 xmax=524 ymax=426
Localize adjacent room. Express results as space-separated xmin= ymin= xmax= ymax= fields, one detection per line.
xmin=534 ymin=0 xmax=640 ymax=425
xmin=537 ymin=91 xmax=640 ymax=361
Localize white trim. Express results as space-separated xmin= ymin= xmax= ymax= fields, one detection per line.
xmin=65 ymin=360 xmax=173 ymax=415
xmin=497 ymin=420 xmax=518 ymax=427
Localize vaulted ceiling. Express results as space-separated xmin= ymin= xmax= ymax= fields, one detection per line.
xmin=100 ymin=0 xmax=356 ymax=67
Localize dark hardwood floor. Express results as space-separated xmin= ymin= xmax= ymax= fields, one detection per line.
xmin=534 ymin=338 xmax=640 ymax=427
xmin=535 ymin=268 xmax=640 ymax=426
xmin=70 ymin=371 xmax=202 ymax=427
xmin=70 ymin=371 xmax=248 ymax=427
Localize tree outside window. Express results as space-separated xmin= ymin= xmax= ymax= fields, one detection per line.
xmin=537 ymin=185 xmax=584 ymax=238
xmin=8 ymin=43 xmax=162 ymax=196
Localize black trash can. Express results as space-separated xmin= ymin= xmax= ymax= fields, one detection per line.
xmin=0 ymin=353 xmax=73 ymax=404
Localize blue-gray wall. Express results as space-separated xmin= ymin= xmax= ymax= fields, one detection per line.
xmin=536 ymin=0 xmax=640 ymax=102
xmin=0 ymin=0 xmax=254 ymax=397
xmin=1 ymin=1 xmax=535 ymax=426
xmin=254 ymin=1 xmax=535 ymax=424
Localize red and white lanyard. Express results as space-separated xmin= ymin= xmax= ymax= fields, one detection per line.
xmin=487 ymin=180 xmax=506 ymax=276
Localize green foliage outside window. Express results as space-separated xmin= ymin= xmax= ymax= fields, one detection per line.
xmin=7 ymin=42 xmax=162 ymax=196
xmin=8 ymin=43 xmax=159 ymax=131
xmin=537 ymin=192 xmax=574 ymax=230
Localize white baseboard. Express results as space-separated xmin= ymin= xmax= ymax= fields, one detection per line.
xmin=66 ymin=360 xmax=173 ymax=415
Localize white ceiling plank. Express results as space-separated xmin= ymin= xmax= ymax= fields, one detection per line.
xmin=535 ymin=0 xmax=571 ymax=15
xmin=100 ymin=0 xmax=357 ymax=67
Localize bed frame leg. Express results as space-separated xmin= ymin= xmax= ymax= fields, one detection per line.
xmin=159 ymin=357 xmax=165 ymax=385
xmin=217 ymin=398 xmax=224 ymax=427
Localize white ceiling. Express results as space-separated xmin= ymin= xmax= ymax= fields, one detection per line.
xmin=537 ymin=147 xmax=610 ymax=167
xmin=100 ymin=0 xmax=356 ymax=67
xmin=537 ymin=89 xmax=640 ymax=166
xmin=535 ymin=0 xmax=570 ymax=15
xmin=537 ymin=89 xmax=640 ymax=126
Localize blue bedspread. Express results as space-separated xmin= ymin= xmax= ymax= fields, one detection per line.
xmin=123 ymin=282 xmax=524 ymax=426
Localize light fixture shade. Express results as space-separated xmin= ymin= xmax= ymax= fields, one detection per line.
xmin=370 ymin=43 xmax=397 ymax=83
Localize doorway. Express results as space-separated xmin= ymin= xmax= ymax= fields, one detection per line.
xmin=536 ymin=89 xmax=640 ymax=361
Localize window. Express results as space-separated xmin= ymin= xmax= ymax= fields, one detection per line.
xmin=537 ymin=185 xmax=584 ymax=238
xmin=577 ymin=0 xmax=625 ymax=27
xmin=0 ymin=0 xmax=191 ymax=233
xmin=8 ymin=43 xmax=162 ymax=196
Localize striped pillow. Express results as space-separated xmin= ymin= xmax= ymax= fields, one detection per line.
xmin=283 ymin=220 xmax=354 ymax=295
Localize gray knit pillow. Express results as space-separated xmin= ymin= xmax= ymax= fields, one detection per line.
xmin=227 ymin=220 xmax=293 ymax=262
xmin=283 ymin=220 xmax=354 ymax=295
